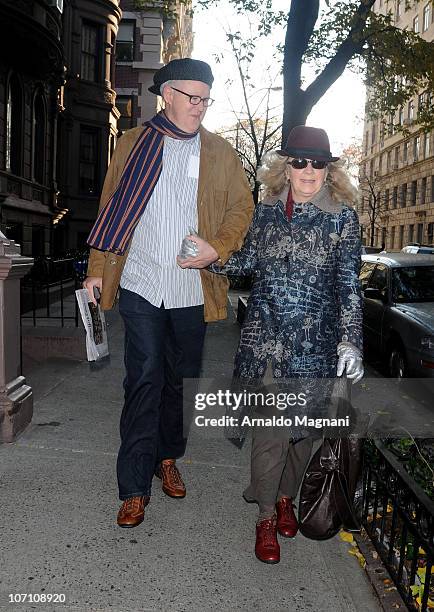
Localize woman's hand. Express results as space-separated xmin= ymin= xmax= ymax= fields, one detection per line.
xmin=336 ymin=341 xmax=364 ymax=384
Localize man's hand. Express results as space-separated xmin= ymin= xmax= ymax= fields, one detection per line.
xmin=177 ymin=235 xmax=219 ymax=269
xmin=83 ymin=276 xmax=102 ymax=306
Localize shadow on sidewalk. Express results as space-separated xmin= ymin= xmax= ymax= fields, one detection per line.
xmin=0 ymin=299 xmax=381 ymax=612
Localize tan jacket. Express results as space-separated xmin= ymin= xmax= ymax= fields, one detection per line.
xmin=87 ymin=125 xmax=254 ymax=322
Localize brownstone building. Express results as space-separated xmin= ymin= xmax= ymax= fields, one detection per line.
xmin=115 ymin=0 xmax=193 ymax=133
xmin=55 ymin=0 xmax=122 ymax=253
xmin=0 ymin=0 xmax=122 ymax=256
xmin=0 ymin=0 xmax=193 ymax=256
xmin=359 ymin=0 xmax=434 ymax=250
xmin=0 ymin=0 xmax=64 ymax=256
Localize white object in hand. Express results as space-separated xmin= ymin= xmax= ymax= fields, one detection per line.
xmin=336 ymin=341 xmax=364 ymax=384
xmin=179 ymin=227 xmax=199 ymax=259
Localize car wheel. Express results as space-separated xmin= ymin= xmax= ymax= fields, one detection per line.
xmin=389 ymin=344 xmax=407 ymax=379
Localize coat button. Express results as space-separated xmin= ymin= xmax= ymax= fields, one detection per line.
xmin=110 ymin=259 xmax=117 ymax=265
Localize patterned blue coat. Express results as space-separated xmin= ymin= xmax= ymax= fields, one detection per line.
xmin=212 ymin=185 xmax=363 ymax=381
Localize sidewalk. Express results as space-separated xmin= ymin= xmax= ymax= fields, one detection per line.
xmin=0 ymin=295 xmax=381 ymax=612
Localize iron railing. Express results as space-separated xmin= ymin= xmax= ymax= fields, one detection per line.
xmin=362 ymin=440 xmax=434 ymax=611
xmin=21 ymin=256 xmax=86 ymax=327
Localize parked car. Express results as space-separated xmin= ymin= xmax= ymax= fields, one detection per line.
xmin=361 ymin=245 xmax=384 ymax=255
xmin=360 ymin=253 xmax=434 ymax=378
xmin=401 ymin=244 xmax=434 ymax=254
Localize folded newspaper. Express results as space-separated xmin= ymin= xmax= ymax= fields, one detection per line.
xmin=75 ymin=288 xmax=109 ymax=361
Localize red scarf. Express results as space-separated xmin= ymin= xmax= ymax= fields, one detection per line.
xmin=286 ymin=188 xmax=294 ymax=220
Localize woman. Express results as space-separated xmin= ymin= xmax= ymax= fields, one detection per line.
xmin=210 ymin=126 xmax=363 ymax=564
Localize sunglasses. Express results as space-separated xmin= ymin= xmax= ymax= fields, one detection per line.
xmin=288 ymin=158 xmax=328 ymax=170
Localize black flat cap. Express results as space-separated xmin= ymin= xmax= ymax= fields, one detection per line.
xmin=148 ymin=58 xmax=214 ymax=95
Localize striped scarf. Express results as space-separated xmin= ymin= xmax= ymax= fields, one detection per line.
xmin=86 ymin=111 xmax=199 ymax=255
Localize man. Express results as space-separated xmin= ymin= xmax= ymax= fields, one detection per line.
xmin=83 ymin=58 xmax=253 ymax=528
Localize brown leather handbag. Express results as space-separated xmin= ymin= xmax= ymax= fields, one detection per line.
xmin=298 ymin=379 xmax=362 ymax=540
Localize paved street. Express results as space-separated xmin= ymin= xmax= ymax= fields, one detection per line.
xmin=0 ymin=296 xmax=382 ymax=612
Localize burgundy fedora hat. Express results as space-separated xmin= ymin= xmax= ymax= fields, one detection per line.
xmin=277 ymin=125 xmax=339 ymax=162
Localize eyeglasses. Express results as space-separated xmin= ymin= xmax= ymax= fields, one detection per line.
xmin=287 ymin=158 xmax=328 ymax=170
xmin=170 ymin=86 xmax=215 ymax=107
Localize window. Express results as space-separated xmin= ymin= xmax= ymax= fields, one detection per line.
xmin=359 ymin=262 xmax=376 ymax=290
xmin=399 ymin=225 xmax=405 ymax=248
xmin=432 ymin=175 xmax=434 ymax=202
xmin=414 ymin=15 xmax=419 ymax=32
xmin=369 ymin=159 xmax=374 ymax=177
xmin=420 ymin=177 xmax=427 ymax=204
xmin=408 ymin=224 xmax=414 ymax=242
xmin=116 ymin=95 xmax=134 ymax=133
xmin=423 ymin=3 xmax=431 ymax=31
xmin=396 ymin=0 xmax=403 ymax=18
xmin=428 ymin=223 xmax=434 ymax=244
xmin=393 ymin=186 xmax=398 ymax=208
xmin=32 ymin=225 xmax=45 ymax=257
xmin=390 ymin=226 xmax=396 ymax=249
xmin=364 ymin=131 xmax=369 ymax=155
xmin=403 ymin=140 xmax=408 ymax=162
xmin=399 ymin=106 xmax=404 ymax=125
xmin=369 ymin=264 xmax=388 ymax=300
xmin=394 ymin=146 xmax=399 ymax=168
xmin=79 ymin=126 xmax=99 ymax=195
xmin=417 ymin=223 xmax=424 ymax=243
xmin=388 ymin=113 xmax=395 ymax=135
xmin=401 ymin=183 xmax=407 ymax=207
xmin=387 ymin=150 xmax=392 ymax=171
xmin=410 ymin=180 xmax=417 ymax=205
xmin=371 ymin=122 xmax=376 ymax=148
xmin=5 ymin=74 xmax=23 ymax=176
xmin=384 ymin=188 xmax=390 ymax=208
xmin=379 ymin=154 xmax=383 ymax=174
xmin=81 ymin=22 xmax=99 ymax=82
xmin=32 ymin=91 xmax=46 ymax=184
xmin=414 ymin=135 xmax=420 ymax=160
xmin=408 ymin=101 xmax=415 ymax=121
xmin=116 ymin=21 xmax=135 ymax=62
xmin=424 ymin=132 xmax=430 ymax=157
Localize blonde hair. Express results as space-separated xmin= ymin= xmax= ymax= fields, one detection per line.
xmin=257 ymin=150 xmax=358 ymax=206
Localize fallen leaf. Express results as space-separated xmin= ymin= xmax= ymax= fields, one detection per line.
xmin=340 ymin=531 xmax=355 ymax=543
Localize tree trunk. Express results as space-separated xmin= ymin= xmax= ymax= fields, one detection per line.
xmin=282 ymin=0 xmax=320 ymax=144
xmin=252 ymin=181 xmax=260 ymax=205
xmin=370 ymin=215 xmax=375 ymax=247
xmin=281 ymin=0 xmax=376 ymax=144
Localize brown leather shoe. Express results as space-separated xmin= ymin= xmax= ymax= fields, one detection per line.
xmin=155 ymin=459 xmax=186 ymax=498
xmin=117 ymin=495 xmax=150 ymax=528
xmin=276 ymin=496 xmax=298 ymax=538
xmin=255 ymin=517 xmax=280 ymax=564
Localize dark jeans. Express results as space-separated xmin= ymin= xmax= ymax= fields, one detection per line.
xmin=117 ymin=288 xmax=206 ymax=500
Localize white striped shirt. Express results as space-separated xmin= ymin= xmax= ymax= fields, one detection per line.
xmin=120 ymin=133 xmax=204 ymax=309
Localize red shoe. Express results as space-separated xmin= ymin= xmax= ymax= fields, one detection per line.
xmin=276 ymin=497 xmax=298 ymax=538
xmin=255 ymin=517 xmax=280 ymax=564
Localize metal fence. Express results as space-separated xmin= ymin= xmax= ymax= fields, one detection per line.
xmin=362 ymin=440 xmax=434 ymax=611
xmin=21 ymin=254 xmax=88 ymax=327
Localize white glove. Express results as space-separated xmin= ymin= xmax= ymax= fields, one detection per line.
xmin=336 ymin=341 xmax=364 ymax=384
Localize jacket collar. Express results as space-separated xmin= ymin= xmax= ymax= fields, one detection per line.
xmin=262 ymin=184 xmax=343 ymax=213
xmin=197 ymin=126 xmax=216 ymax=204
